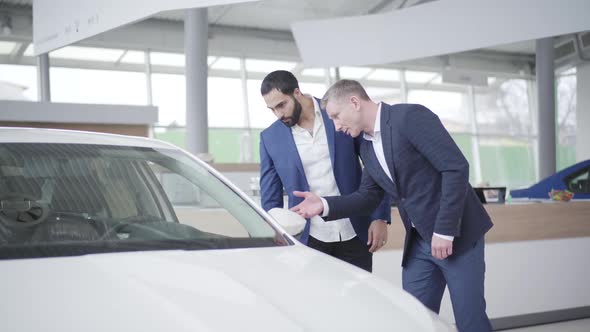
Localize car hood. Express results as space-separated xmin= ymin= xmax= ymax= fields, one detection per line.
xmin=0 ymin=246 xmax=451 ymax=332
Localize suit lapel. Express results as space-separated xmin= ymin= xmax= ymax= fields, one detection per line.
xmin=320 ymin=107 xmax=336 ymax=170
xmin=380 ymin=104 xmax=398 ymax=183
xmin=361 ymin=140 xmax=397 ymax=196
xmin=379 ymin=104 xmax=400 ymax=197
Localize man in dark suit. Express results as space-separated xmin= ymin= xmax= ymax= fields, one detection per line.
xmin=291 ymin=79 xmax=493 ymax=331
xmin=259 ymin=71 xmax=391 ymax=272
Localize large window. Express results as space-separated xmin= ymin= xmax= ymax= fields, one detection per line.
xmin=366 ymin=86 xmax=402 ymax=105
xmin=474 ymin=78 xmax=533 ymax=136
xmin=152 ymin=73 xmax=186 ymax=126
xmin=0 ymin=64 xmax=37 ymax=101
xmin=478 ymin=137 xmax=536 ymax=189
xmin=408 ymin=89 xmax=470 ymax=132
xmin=472 ymin=78 xmax=536 ymax=188
xmin=1 ymin=44 xmax=558 ymax=189
xmin=247 ymin=79 xmax=278 ymax=129
xmin=50 ymin=67 xmax=147 ymax=105
xmin=208 ymin=77 xmax=245 ymax=128
xmin=556 ymin=68 xmax=577 ymax=170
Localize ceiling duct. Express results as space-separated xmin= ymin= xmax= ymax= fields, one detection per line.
xmin=554 ymin=31 xmax=590 ymax=69
xmin=581 ymin=31 xmax=590 ymax=49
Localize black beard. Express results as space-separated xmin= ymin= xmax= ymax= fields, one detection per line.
xmin=281 ymin=96 xmax=302 ymax=128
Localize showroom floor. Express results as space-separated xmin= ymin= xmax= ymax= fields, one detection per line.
xmin=501 ymin=318 xmax=590 ymax=331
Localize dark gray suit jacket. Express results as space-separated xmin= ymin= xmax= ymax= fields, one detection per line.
xmin=324 ymin=103 xmax=493 ymax=266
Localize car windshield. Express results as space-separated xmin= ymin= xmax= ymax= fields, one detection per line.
xmin=0 ymin=143 xmax=289 ymax=259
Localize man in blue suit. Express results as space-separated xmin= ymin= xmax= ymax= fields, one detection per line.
xmin=291 ymin=80 xmax=494 ymax=331
xmin=259 ymin=71 xmax=391 ymax=272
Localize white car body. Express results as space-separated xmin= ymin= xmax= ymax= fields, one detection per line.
xmin=0 ymin=127 xmax=454 ymax=332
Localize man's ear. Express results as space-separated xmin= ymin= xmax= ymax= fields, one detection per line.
xmin=350 ymin=95 xmax=361 ymax=111
xmin=293 ymin=88 xmax=302 ymax=97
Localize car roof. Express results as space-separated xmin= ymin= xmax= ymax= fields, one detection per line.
xmin=0 ymin=127 xmax=175 ymax=149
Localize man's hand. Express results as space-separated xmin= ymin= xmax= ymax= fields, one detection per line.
xmin=290 ymin=191 xmax=323 ymax=219
xmin=367 ymin=219 xmax=388 ymax=253
xmin=431 ymin=236 xmax=453 ymax=260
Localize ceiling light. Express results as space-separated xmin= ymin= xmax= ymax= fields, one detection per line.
xmin=1 ymin=16 xmax=12 ymax=36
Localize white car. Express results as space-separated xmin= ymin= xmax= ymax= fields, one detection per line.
xmin=0 ymin=127 xmax=455 ymax=332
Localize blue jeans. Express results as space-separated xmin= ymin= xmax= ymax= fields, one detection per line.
xmin=402 ymin=230 xmax=491 ymax=332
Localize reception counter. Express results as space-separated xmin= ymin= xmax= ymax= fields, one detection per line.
xmin=382 ymin=201 xmax=590 ymax=250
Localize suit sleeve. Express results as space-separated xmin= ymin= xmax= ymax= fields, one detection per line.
xmin=369 ymin=194 xmax=392 ymax=224
xmin=402 ymin=105 xmax=469 ymax=236
xmin=259 ymin=135 xmax=284 ymax=211
xmin=353 ymin=136 xmax=392 ymax=224
xmin=324 ymin=168 xmax=385 ymax=221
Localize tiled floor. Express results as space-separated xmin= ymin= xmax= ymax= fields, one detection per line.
xmin=500 ymin=318 xmax=590 ymax=331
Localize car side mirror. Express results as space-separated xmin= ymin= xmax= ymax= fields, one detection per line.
xmin=268 ymin=208 xmax=306 ymax=236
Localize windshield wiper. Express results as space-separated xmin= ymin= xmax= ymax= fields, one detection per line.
xmin=0 ymin=239 xmax=218 ymax=259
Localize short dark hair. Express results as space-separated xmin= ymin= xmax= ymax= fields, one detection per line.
xmin=260 ymin=70 xmax=299 ymax=96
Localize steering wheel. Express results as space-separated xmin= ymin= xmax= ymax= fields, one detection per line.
xmin=0 ymin=192 xmax=50 ymax=227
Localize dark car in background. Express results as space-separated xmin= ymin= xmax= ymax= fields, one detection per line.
xmin=510 ymin=160 xmax=590 ymax=200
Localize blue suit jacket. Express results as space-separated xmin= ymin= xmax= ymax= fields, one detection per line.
xmin=259 ymin=98 xmax=392 ymax=244
xmin=324 ymin=103 xmax=493 ymax=265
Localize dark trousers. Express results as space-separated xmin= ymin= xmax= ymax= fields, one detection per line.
xmin=307 ymin=236 xmax=373 ymax=272
xmin=402 ymin=229 xmax=491 ymax=332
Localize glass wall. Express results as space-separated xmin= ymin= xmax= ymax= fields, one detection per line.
xmin=152 ymin=73 xmax=186 ymax=126
xmin=472 ymin=78 xmax=536 ymax=189
xmin=408 ymin=89 xmax=470 ymax=132
xmin=474 ymin=78 xmax=534 ymax=136
xmin=0 ymin=64 xmax=38 ymax=101
xmin=50 ymin=67 xmax=147 ymax=105
xmin=3 ymin=43 xmax=572 ymax=190
xmin=556 ymin=68 xmax=577 ymax=171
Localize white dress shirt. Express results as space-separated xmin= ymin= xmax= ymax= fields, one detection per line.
xmin=292 ymin=97 xmax=356 ymax=242
xmin=362 ymin=103 xmax=454 ymax=242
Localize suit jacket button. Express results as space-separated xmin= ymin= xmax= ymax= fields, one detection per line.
xmin=401 ymin=197 xmax=406 ymax=201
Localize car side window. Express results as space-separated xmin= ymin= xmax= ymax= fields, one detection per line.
xmin=565 ymin=166 xmax=590 ymax=194
xmin=149 ymin=163 xmax=250 ymax=238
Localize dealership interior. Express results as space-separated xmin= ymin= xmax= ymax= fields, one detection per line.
xmin=0 ymin=0 xmax=589 ymax=331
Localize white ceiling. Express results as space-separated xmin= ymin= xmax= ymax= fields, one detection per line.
xmin=0 ymin=0 xmax=536 ymax=55
xmin=164 ymin=0 xmax=400 ymax=29
xmin=1 ymin=0 xmax=398 ymax=30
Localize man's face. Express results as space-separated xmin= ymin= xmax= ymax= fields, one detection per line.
xmin=326 ymin=98 xmax=363 ymax=137
xmin=263 ymin=89 xmax=302 ymax=128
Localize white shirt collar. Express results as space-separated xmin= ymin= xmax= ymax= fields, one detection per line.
xmin=363 ymin=102 xmax=382 ymax=142
xmin=310 ymin=95 xmax=323 ymax=118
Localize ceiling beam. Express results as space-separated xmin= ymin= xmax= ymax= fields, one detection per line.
xmin=9 ymin=41 xmax=28 ymax=62
xmin=367 ymin=0 xmax=399 ymax=14
xmin=395 ymin=0 xmax=410 ymax=10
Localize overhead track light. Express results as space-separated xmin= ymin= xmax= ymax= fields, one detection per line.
xmin=0 ymin=15 xmax=12 ymax=36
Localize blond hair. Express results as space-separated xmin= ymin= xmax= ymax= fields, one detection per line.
xmin=321 ymin=79 xmax=370 ymax=109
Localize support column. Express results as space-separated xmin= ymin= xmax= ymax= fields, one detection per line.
xmin=334 ymin=67 xmax=341 ymax=81
xmin=577 ymin=63 xmax=590 ymax=161
xmin=536 ymin=38 xmax=556 ymax=179
xmin=467 ymin=86 xmax=483 ymax=184
xmin=240 ymin=57 xmax=253 ymax=163
xmin=145 ymin=50 xmax=153 ymax=106
xmin=37 ymin=53 xmax=51 ymax=102
xmin=324 ymin=68 xmax=332 ymax=88
xmin=185 ymin=8 xmax=209 ymax=156
xmin=400 ymin=69 xmax=408 ymax=103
